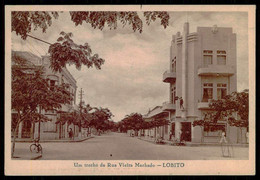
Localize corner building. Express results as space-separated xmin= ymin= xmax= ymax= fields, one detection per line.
xmin=163 ymin=23 xmax=237 ymax=143
xmin=12 ymin=51 xmax=78 ymax=140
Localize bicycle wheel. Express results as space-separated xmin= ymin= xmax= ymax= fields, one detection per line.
xmin=37 ymin=144 xmax=43 ymax=154
xmin=30 ymin=144 xmax=37 ymax=153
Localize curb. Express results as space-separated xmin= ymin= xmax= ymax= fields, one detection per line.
xmin=12 ymin=136 xmax=94 ymax=143
xmin=137 ymin=137 xmax=249 ymax=147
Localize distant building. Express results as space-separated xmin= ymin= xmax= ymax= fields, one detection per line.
xmin=12 ymin=51 xmax=78 ymax=140
xmin=143 ymin=23 xmax=247 ymax=143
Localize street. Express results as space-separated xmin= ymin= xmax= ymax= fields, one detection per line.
xmin=13 ymin=132 xmax=249 ymax=160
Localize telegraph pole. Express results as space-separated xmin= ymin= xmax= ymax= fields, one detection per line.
xmin=78 ymin=88 xmax=84 ymax=137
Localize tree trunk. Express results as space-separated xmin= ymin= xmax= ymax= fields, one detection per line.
xmin=11 ymin=120 xmax=21 ymax=158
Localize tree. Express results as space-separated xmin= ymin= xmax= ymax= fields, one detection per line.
xmin=11 ymin=52 xmax=72 ymax=158
xmin=11 ymin=11 xmax=170 ymax=72
xmin=89 ymin=107 xmax=113 ymax=135
xmin=56 ymin=109 xmax=81 ymax=136
xmin=119 ymin=113 xmax=145 ymax=135
xmin=193 ymin=90 xmax=249 ymax=142
xmin=209 ymin=89 xmax=249 ymax=128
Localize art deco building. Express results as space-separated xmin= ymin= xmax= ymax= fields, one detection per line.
xmin=144 ymin=23 xmax=247 ymax=143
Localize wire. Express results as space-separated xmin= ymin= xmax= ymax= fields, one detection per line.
xmin=26 ymin=39 xmax=42 ymax=57
xmin=25 ymin=43 xmax=38 ymax=58
xmin=27 ymin=34 xmax=52 ymax=45
xmin=36 ymin=38 xmax=48 ymax=55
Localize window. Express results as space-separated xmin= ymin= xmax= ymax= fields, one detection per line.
xmin=217 ymin=50 xmax=226 ymax=65
xmin=217 ymin=83 xmax=227 ymax=100
xmin=203 ymin=50 xmax=213 ymax=67
xmin=171 ymin=57 xmax=176 ymax=72
xmin=202 ymin=83 xmax=213 ymax=102
xmin=173 ymin=87 xmax=176 ymax=104
xmin=170 ymin=87 xmax=176 ymax=104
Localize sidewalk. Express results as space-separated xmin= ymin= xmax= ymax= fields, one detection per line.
xmin=137 ymin=136 xmax=249 ymax=147
xmin=11 ymin=136 xmax=94 ymax=160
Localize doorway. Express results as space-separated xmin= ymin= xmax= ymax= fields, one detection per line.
xmin=181 ymin=122 xmax=191 ymax=142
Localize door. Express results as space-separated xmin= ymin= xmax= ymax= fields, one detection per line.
xmin=181 ymin=122 xmax=191 ymax=142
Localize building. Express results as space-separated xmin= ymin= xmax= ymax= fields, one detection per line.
xmin=12 ymin=51 xmax=78 ymax=140
xmin=144 ymin=23 xmax=247 ymax=144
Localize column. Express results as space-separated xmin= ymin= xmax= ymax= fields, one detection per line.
xmin=175 ymin=121 xmax=182 ymax=141
xmin=65 ymin=122 xmax=68 ymax=138
xmin=181 ymin=22 xmax=189 ymax=118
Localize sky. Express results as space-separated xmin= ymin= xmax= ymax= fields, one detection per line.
xmin=11 ymin=11 xmax=249 ymax=122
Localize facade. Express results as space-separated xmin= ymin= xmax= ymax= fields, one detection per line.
xmin=12 ymin=51 xmax=78 ymax=140
xmin=143 ymin=23 xmax=247 ymax=144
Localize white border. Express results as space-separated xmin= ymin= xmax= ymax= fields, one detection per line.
xmin=5 ymin=5 xmax=255 ymax=175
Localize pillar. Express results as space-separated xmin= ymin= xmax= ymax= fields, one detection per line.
xmin=175 ymin=121 xmax=182 ymax=141
xmin=181 ymin=22 xmax=189 ymax=118
xmin=65 ymin=122 xmax=68 ymax=138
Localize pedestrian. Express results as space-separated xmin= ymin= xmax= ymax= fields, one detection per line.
xmin=68 ymin=128 xmax=73 ymax=140
xmin=169 ymin=130 xmax=173 ymax=140
xmin=219 ymin=130 xmax=227 ymax=144
xmin=180 ymin=97 xmax=184 ymax=109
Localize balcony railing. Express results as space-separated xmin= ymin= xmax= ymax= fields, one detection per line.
xmin=163 ymin=70 xmax=176 ymax=83
xmin=162 ymin=101 xmax=176 ymax=111
xmin=197 ymin=99 xmax=212 ymax=109
xmin=198 ymin=65 xmax=235 ymax=76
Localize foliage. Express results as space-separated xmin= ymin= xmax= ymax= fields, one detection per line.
xmin=12 ymin=52 xmax=72 ymax=115
xmin=11 ymin=51 xmax=72 ymax=157
xmin=56 ymin=110 xmax=81 ymax=126
xmin=209 ymin=90 xmax=249 ymax=127
xmin=120 ymin=113 xmax=144 ymax=131
xmin=193 ymin=90 xmax=249 ymax=129
xmin=12 ymin=11 xmax=59 ymax=40
xmin=48 ymin=31 xmax=105 ymax=72
xmin=89 ymin=107 xmax=114 ymax=131
xmin=12 ymin=11 xmax=170 ymax=72
xmin=118 ymin=112 xmax=169 ymax=133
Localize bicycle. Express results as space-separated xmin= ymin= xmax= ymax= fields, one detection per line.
xmin=30 ymin=138 xmax=43 ymax=154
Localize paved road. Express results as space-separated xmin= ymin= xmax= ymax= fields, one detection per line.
xmin=14 ymin=132 xmax=248 ymax=160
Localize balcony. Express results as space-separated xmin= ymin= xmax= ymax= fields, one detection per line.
xmin=197 ymin=99 xmax=212 ymax=109
xmin=162 ymin=101 xmax=176 ymax=111
xmin=198 ymin=65 xmax=235 ymax=76
xmin=163 ymin=70 xmax=176 ymax=83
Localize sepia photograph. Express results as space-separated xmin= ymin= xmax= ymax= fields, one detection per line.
xmin=5 ymin=5 xmax=255 ymax=175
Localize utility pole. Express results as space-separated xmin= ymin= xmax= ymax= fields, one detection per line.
xmin=79 ymin=88 xmax=84 ymax=137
